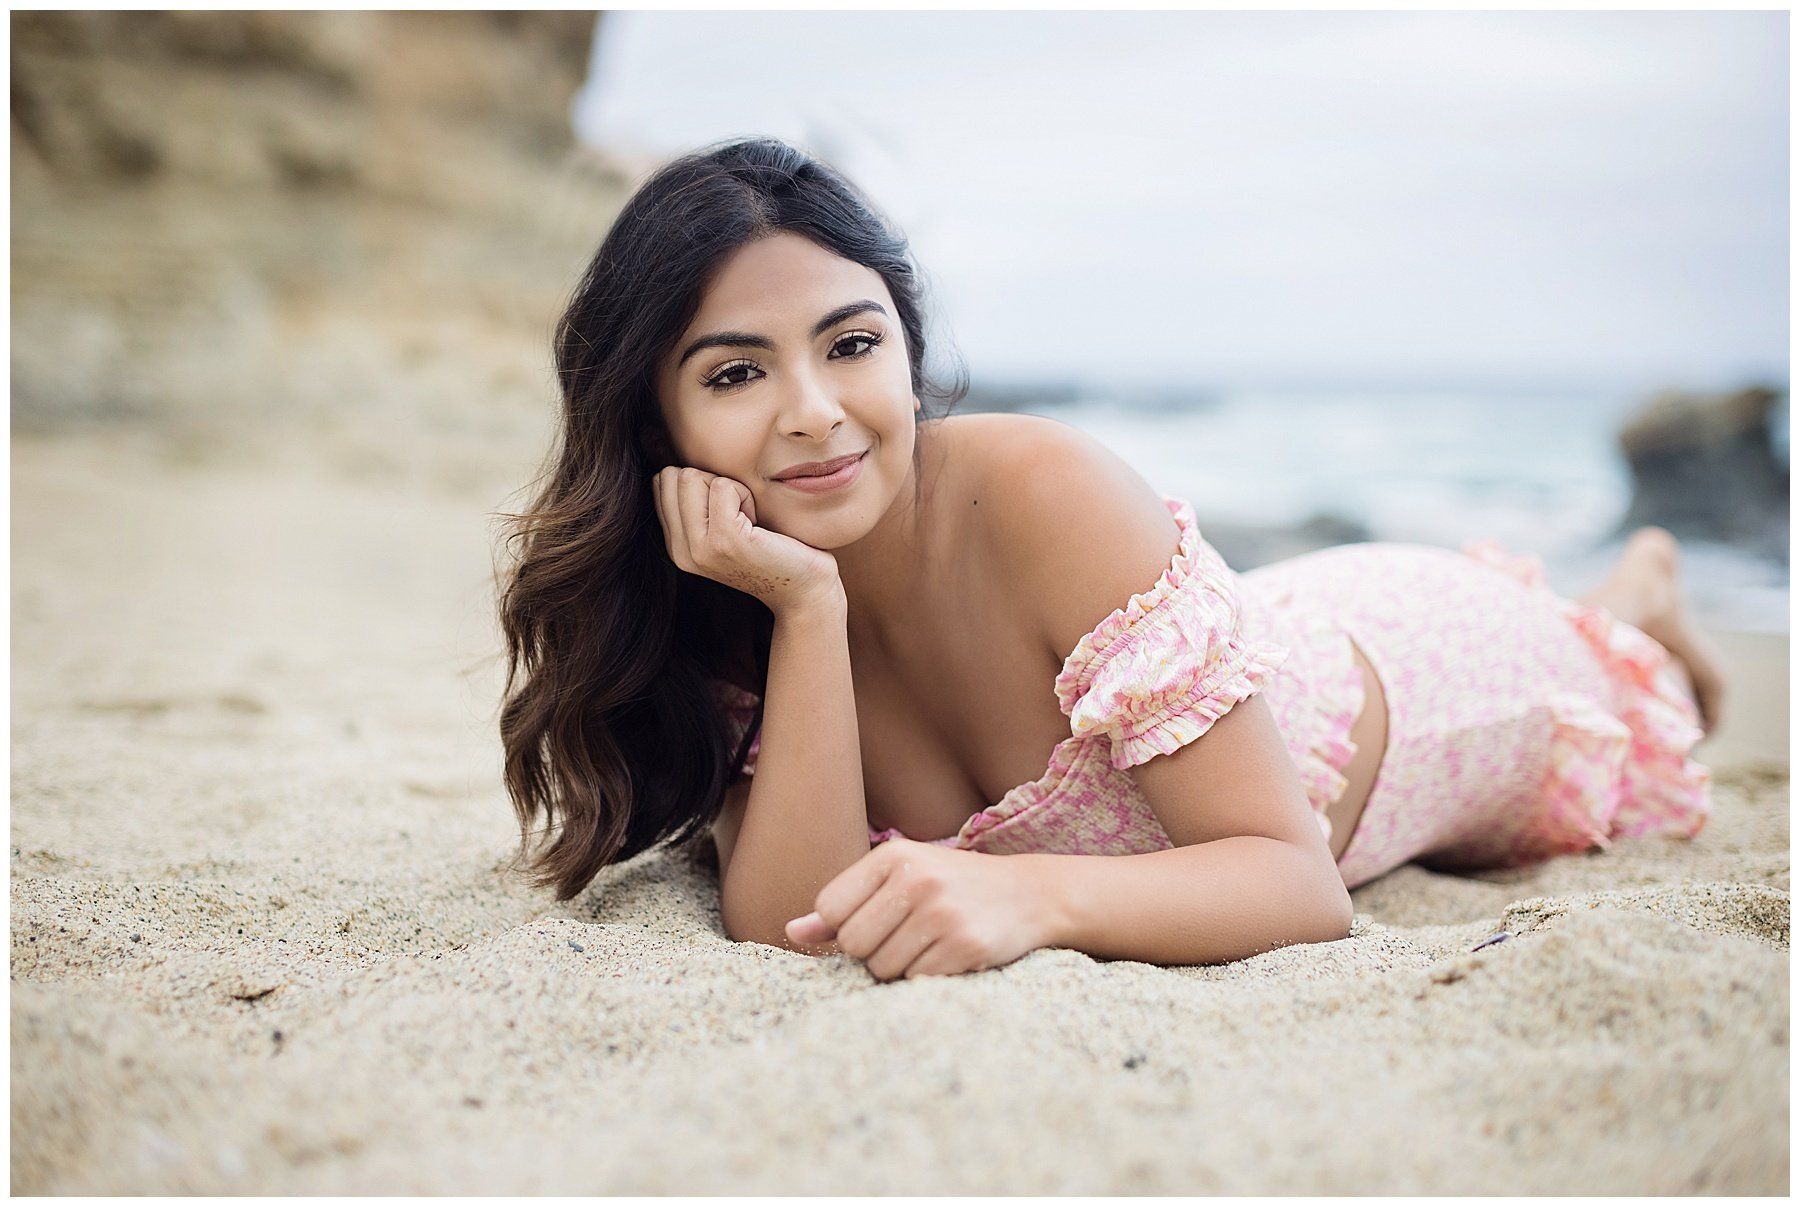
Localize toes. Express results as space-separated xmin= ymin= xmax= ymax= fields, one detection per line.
xmin=1625 ymin=526 xmax=1680 ymax=571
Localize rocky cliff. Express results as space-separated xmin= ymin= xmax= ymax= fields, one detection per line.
xmin=12 ymin=11 xmax=628 ymax=493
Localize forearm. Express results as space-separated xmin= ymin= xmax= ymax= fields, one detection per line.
xmin=721 ymin=589 xmax=872 ymax=947
xmin=1028 ymin=837 xmax=1354 ymax=966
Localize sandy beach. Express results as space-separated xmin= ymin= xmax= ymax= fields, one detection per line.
xmin=10 ymin=432 xmax=1789 ymax=1194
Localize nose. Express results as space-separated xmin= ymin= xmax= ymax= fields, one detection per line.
xmin=775 ymin=364 xmax=846 ymax=441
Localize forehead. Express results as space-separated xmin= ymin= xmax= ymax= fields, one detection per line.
xmin=689 ymin=231 xmax=888 ymax=326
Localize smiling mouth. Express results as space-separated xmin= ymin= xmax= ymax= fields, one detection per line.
xmin=774 ymin=450 xmax=868 ymax=480
xmin=772 ymin=449 xmax=868 ymax=493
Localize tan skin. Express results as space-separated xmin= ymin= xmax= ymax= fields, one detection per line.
xmin=723 ymin=407 xmax=1393 ymax=858
xmin=654 ymin=231 xmax=1388 ymax=863
xmin=851 ymin=412 xmax=1391 ymax=859
xmin=652 ymin=231 xmax=1720 ymax=974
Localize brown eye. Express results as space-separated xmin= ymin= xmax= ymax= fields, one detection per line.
xmin=704 ymin=359 xmax=760 ymax=392
xmin=831 ymin=331 xmax=883 ymax=359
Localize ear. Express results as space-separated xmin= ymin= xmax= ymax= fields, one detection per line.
xmin=913 ymin=395 xmax=922 ymax=413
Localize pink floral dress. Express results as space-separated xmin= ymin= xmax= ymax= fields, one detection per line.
xmin=720 ymin=494 xmax=1712 ymax=889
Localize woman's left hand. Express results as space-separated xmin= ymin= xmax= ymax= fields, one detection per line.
xmin=785 ymin=839 xmax=1060 ymax=980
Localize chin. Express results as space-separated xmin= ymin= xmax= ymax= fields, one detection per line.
xmin=768 ymin=506 xmax=874 ymax=551
xmin=766 ymin=467 xmax=893 ymax=546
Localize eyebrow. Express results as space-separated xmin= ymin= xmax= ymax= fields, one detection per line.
xmin=674 ymin=300 xmax=889 ymax=369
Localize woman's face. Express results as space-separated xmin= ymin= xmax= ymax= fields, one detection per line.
xmin=654 ymin=231 xmax=920 ymax=550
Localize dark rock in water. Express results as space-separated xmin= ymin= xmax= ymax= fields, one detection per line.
xmin=1203 ymin=512 xmax=1375 ymax=572
xmin=960 ymin=380 xmax=1220 ymax=415
xmin=1615 ymin=385 xmax=1788 ymax=565
xmin=958 ymin=380 xmax=1087 ymax=414
xmin=1292 ymin=512 xmax=1375 ymax=549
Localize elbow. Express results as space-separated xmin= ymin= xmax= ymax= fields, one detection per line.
xmin=1268 ymin=842 xmax=1355 ymax=948
xmin=720 ymin=902 xmax=840 ymax=956
xmin=720 ymin=904 xmax=780 ymax=948
xmin=717 ymin=879 xmax=778 ymax=947
xmin=1295 ymin=841 xmax=1354 ymax=944
xmin=1317 ymin=875 xmax=1355 ymax=943
xmin=727 ymin=926 xmax=840 ymax=959
xmin=718 ymin=893 xmax=763 ymax=946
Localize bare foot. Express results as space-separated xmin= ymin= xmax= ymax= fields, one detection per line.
xmin=1579 ymin=527 xmax=1727 ymax=737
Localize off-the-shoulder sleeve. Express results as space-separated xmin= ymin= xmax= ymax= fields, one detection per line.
xmin=712 ymin=681 xmax=763 ymax=776
xmin=1052 ymin=497 xmax=1290 ymax=771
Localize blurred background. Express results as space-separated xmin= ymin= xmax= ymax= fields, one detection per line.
xmin=14 ymin=11 xmax=1788 ymax=630
xmin=576 ymin=10 xmax=1789 ymax=632
xmin=11 ymin=11 xmax=1788 ymax=736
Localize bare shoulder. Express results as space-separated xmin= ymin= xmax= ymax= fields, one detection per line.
xmin=944 ymin=412 xmax=1184 ymax=660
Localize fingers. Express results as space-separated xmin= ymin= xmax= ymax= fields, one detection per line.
xmin=811 ymin=842 xmax=903 ymax=936
xmin=864 ymin=909 xmax=942 ymax=982
xmin=656 ymin=466 xmax=744 ymax=569
xmin=654 ymin=468 xmax=688 ymax=568
xmin=898 ymin=938 xmax=968 ymax=979
xmin=675 ymin=468 xmax=713 ymax=547
xmin=785 ymin=911 xmax=834 ymax=946
xmin=709 ymin=475 xmax=749 ymax=541
xmin=653 ymin=466 xmax=769 ymax=593
xmin=832 ymin=878 xmax=917 ymax=967
xmin=735 ymin=477 xmax=757 ymax=526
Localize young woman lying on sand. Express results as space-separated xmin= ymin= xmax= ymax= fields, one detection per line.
xmin=498 ymin=137 xmax=1725 ymax=979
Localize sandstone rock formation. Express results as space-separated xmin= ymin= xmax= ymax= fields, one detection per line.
xmin=12 ymin=11 xmax=628 ymax=495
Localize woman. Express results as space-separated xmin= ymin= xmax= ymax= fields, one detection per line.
xmin=497 ymin=137 xmax=1722 ymax=980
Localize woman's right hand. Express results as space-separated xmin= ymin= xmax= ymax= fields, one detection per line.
xmin=652 ymin=466 xmax=843 ymax=616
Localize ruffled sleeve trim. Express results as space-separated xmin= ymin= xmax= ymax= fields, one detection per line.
xmin=1095 ymin=641 xmax=1290 ymax=770
xmin=1053 ymin=495 xmax=1290 ymax=771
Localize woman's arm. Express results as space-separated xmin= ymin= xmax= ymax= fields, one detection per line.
xmin=788 ymin=696 xmax=1351 ymax=976
xmin=719 ymin=585 xmax=873 ymax=950
xmin=1023 ymin=699 xmax=1353 ymax=965
xmin=992 ymin=419 xmax=1351 ymax=961
xmin=789 ymin=419 xmax=1356 ymax=974
xmin=1025 ymin=838 xmax=1352 ymax=965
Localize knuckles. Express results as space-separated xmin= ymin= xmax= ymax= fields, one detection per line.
xmin=895 ymin=865 xmax=945 ymax=900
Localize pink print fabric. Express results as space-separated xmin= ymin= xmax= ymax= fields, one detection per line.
xmin=717 ymin=494 xmax=1713 ymax=889
xmin=1240 ymin=537 xmax=1711 ymax=887
xmin=719 ymin=496 xmax=1361 ymax=857
xmin=1053 ymin=515 xmax=1291 ymax=772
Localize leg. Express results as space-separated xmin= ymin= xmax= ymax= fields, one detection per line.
xmin=1577 ymin=527 xmax=1727 ymax=737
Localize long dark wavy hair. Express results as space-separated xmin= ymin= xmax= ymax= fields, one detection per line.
xmin=496 ymin=136 xmax=967 ymax=901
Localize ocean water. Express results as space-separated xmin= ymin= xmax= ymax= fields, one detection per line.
xmin=1026 ymin=388 xmax=1789 ymax=633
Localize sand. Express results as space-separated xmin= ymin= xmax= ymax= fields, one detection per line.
xmin=10 ymin=432 xmax=1790 ymax=1194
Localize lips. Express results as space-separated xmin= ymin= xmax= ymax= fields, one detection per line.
xmin=774 ymin=450 xmax=867 ymax=480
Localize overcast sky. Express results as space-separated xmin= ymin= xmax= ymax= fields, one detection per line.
xmin=574 ymin=11 xmax=1787 ymax=394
